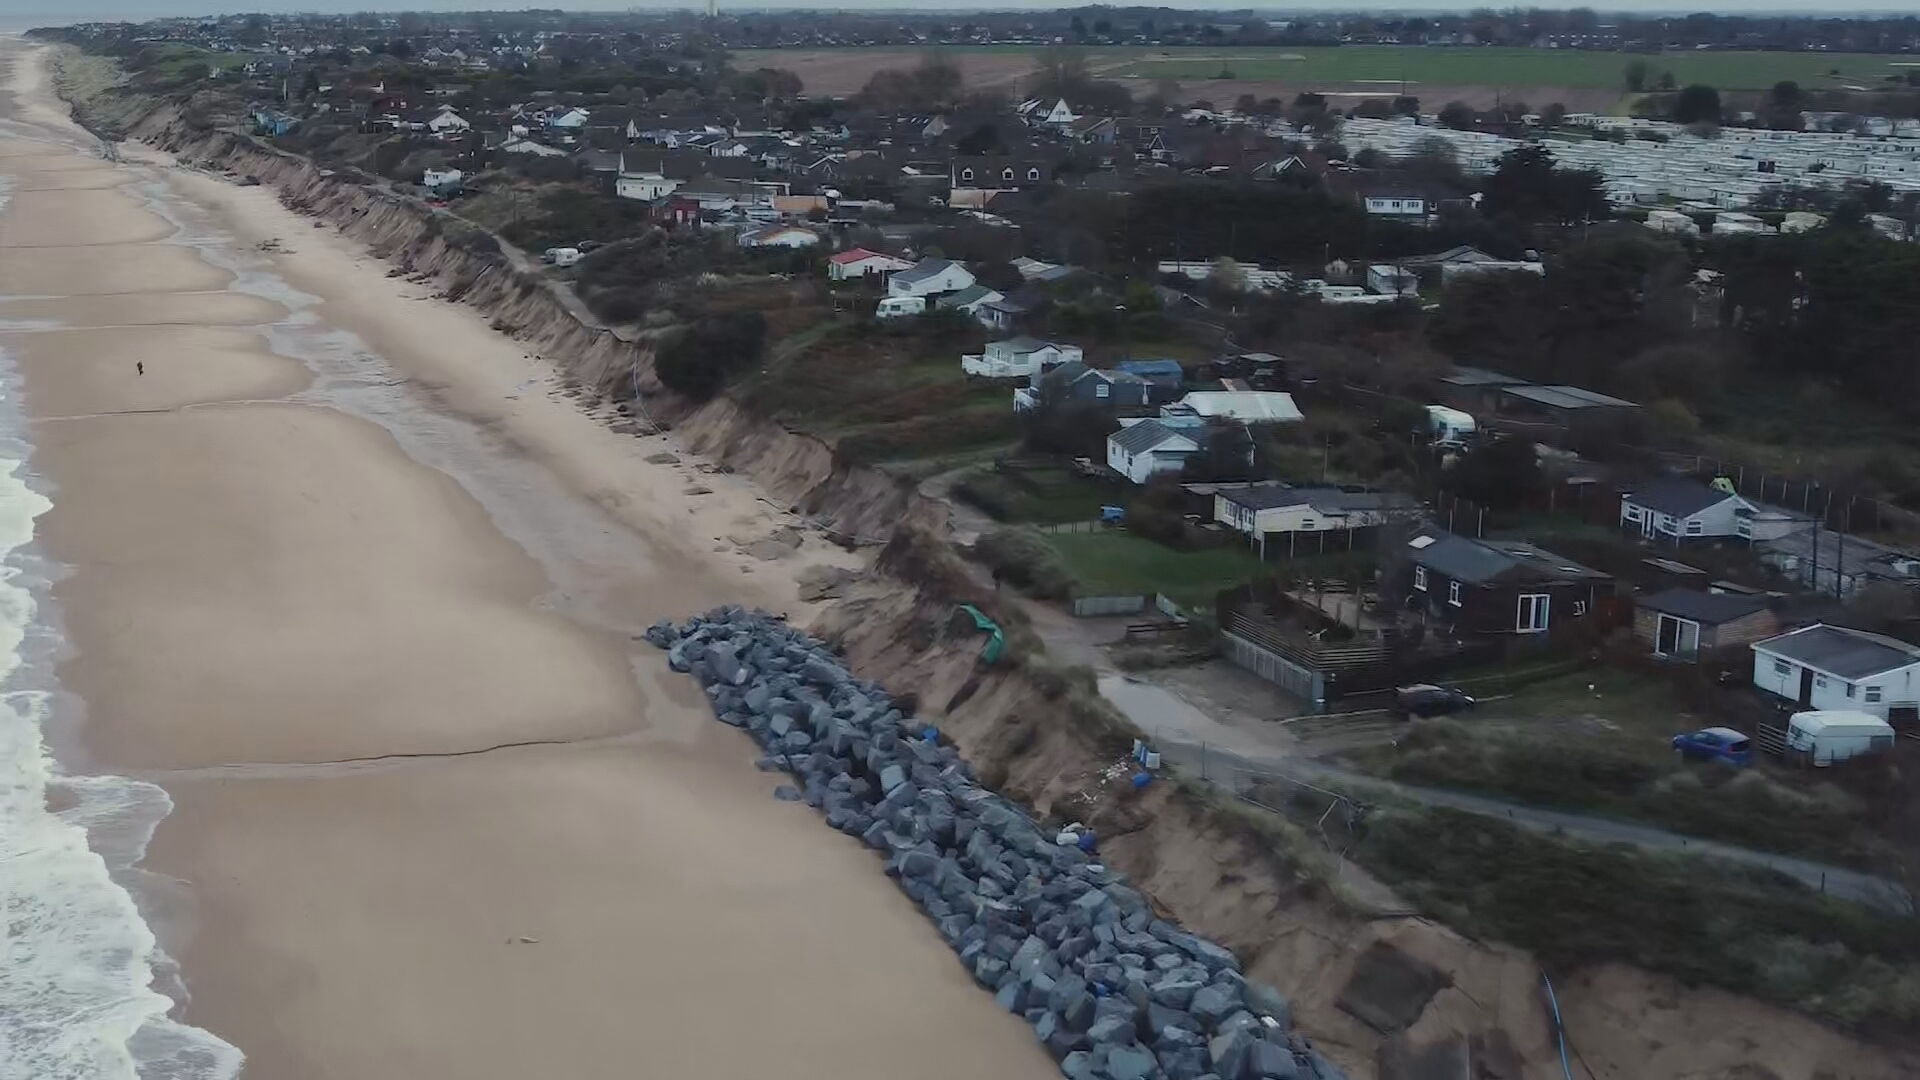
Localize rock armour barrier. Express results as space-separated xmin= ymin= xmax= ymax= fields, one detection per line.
xmin=647 ymin=607 xmax=1347 ymax=1080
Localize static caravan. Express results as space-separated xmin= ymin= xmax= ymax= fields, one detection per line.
xmin=1425 ymin=405 xmax=1475 ymax=443
xmin=1786 ymin=710 xmax=1896 ymax=766
xmin=874 ymin=296 xmax=927 ymax=320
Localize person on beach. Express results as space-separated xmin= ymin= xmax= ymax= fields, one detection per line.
xmin=136 ymin=362 xmax=144 ymax=376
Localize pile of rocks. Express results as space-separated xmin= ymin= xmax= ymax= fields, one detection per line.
xmin=647 ymin=607 xmax=1345 ymax=1080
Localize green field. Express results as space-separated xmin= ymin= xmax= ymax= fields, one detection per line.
xmin=1099 ymin=46 xmax=1913 ymax=90
xmin=737 ymin=44 xmax=1919 ymax=95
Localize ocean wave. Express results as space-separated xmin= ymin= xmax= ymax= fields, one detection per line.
xmin=0 ymin=381 xmax=241 ymax=1078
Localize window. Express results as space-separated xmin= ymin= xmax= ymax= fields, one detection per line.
xmin=1624 ymin=505 xmax=1642 ymax=522
xmin=1815 ymin=676 xmax=1828 ymax=689
xmin=1846 ymin=683 xmax=1857 ymax=699
xmin=1685 ymin=520 xmax=1704 ymax=535
xmin=1866 ymin=686 xmax=1884 ymax=704
xmin=1448 ymin=581 xmax=1462 ymax=607
xmin=1414 ymin=566 xmax=1428 ymax=591
xmin=1300 ymin=519 xmax=1316 ymax=530
xmin=1028 ymin=168 xmax=1041 ymax=181
xmin=1517 ymin=594 xmax=1551 ymax=633
xmin=1094 ymin=383 xmax=1109 ymax=399
xmin=960 ymin=168 xmax=974 ymax=181
xmin=1773 ymin=659 xmax=1792 ymax=676
xmin=1002 ymin=168 xmax=1015 ymax=181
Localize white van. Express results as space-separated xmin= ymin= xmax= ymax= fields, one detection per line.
xmin=1426 ymin=405 xmax=1475 ymax=443
xmin=542 ymin=246 xmax=582 ymax=267
xmin=1786 ymin=710 xmax=1896 ymax=766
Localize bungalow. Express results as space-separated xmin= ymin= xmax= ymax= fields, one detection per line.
xmin=426 ymin=108 xmax=470 ymax=136
xmin=1497 ymin=384 xmax=1640 ymax=426
xmin=1620 ymin=477 xmax=1754 ymax=543
xmin=1115 ymin=359 xmax=1186 ymax=396
xmin=1217 ymin=485 xmax=1423 ymax=557
xmin=1360 ymin=188 xmax=1429 ymax=221
xmin=827 ymin=248 xmax=913 ymax=282
xmin=1018 ymin=362 xmax=1154 ymax=412
xmin=887 ymin=258 xmax=976 ymax=299
xmin=1402 ymin=526 xmax=1615 ymax=639
xmin=1436 ymin=367 xmax=1531 ymax=413
xmin=421 ymin=167 xmax=464 ymax=193
xmin=738 ymin=225 xmax=821 ymax=249
xmin=936 ymin=284 xmax=1005 ymax=318
xmin=976 ymin=287 xmax=1048 ymax=332
xmin=499 ymin=136 xmax=566 ymax=158
xmin=1107 ymin=420 xmax=1201 ymax=484
xmin=961 ymin=337 xmax=1082 ymax=379
xmin=548 ymin=107 xmax=591 ymax=130
xmin=1751 ymin=623 xmax=1920 ymax=721
xmin=1635 ymin=588 xmax=1778 ymax=661
xmin=1162 ymin=391 xmax=1303 ymax=425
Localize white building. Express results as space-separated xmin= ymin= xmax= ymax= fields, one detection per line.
xmin=738 ymin=225 xmax=820 ymax=249
xmin=500 ymin=136 xmax=566 ymax=158
xmin=1366 ymin=265 xmax=1419 ymax=297
xmin=548 ymin=107 xmax=591 ymax=129
xmin=1751 ymin=624 xmax=1920 ymax=721
xmin=1214 ymin=485 xmax=1424 ymax=553
xmin=961 ymin=337 xmax=1082 ymax=379
xmin=1107 ymin=420 xmax=1201 ymax=484
xmin=886 ymin=258 xmax=975 ymax=299
xmin=427 ymin=107 xmax=470 ymax=136
xmin=421 ymin=167 xmax=463 ymax=190
xmin=1162 ymin=391 xmax=1303 ymax=425
xmin=827 ymin=248 xmax=913 ymax=282
xmin=614 ymin=154 xmax=680 ymax=201
xmin=1619 ymin=477 xmax=1755 ymax=542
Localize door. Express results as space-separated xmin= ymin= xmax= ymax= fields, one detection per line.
xmin=1655 ymin=615 xmax=1700 ymax=659
xmin=1798 ymin=666 xmax=1815 ymax=707
xmin=1640 ymin=509 xmax=1657 ymax=539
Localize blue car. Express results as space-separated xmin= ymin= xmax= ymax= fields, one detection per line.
xmin=1671 ymin=726 xmax=1753 ymax=766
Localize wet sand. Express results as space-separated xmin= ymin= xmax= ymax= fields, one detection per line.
xmin=1 ymin=40 xmax=1052 ymax=1080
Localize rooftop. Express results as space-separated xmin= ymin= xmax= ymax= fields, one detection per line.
xmin=1637 ymin=587 xmax=1770 ymax=625
xmin=1754 ymin=623 xmax=1920 ymax=680
xmin=1407 ymin=527 xmax=1609 ymax=586
xmin=1625 ymin=476 xmax=1740 ymax=519
xmin=1502 ymin=384 xmax=1639 ymax=411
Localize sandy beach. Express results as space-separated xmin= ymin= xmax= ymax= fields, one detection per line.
xmin=0 ymin=37 xmax=1053 ymax=1080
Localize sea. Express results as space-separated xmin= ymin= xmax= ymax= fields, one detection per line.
xmin=0 ymin=164 xmax=242 ymax=1079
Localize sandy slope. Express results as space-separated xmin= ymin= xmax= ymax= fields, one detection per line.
xmin=0 ymin=39 xmax=1052 ymax=1080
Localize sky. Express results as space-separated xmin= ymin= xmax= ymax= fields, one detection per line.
xmin=9 ymin=1 xmax=1915 ymax=20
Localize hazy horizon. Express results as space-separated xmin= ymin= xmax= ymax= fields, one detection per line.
xmin=11 ymin=1 xmax=1920 ymax=23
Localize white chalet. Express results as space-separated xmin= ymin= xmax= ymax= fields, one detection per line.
xmin=1107 ymin=420 xmax=1200 ymax=484
xmin=961 ymin=337 xmax=1082 ymax=379
xmin=1752 ymin=624 xmax=1920 ymax=721
xmin=1620 ymin=477 xmax=1754 ymax=542
xmin=886 ymin=258 xmax=975 ymax=299
xmin=827 ymin=248 xmax=913 ymax=282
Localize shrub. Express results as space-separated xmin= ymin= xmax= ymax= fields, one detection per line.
xmin=973 ymin=526 xmax=1078 ymax=600
xmin=652 ymin=312 xmax=767 ymax=401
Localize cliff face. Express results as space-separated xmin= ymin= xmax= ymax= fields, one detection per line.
xmin=113 ymin=97 xmax=936 ymax=545
xmin=74 ymin=79 xmax=1919 ymax=1080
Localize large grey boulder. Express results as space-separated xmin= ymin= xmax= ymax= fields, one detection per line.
xmin=1246 ymin=1040 xmax=1299 ymax=1079
xmin=1209 ymin=1027 xmax=1258 ymax=1080
xmin=1151 ymin=975 xmax=1205 ymax=1010
xmin=1190 ymin=982 xmax=1242 ymax=1028
xmin=1086 ymin=1015 xmax=1135 ymax=1047
xmin=1103 ymin=1044 xmax=1158 ymax=1080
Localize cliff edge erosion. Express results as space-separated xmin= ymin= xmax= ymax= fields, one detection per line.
xmin=53 ymin=64 xmax=1920 ymax=1080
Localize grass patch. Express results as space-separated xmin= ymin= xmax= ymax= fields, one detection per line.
xmin=738 ymin=318 xmax=1019 ymax=465
xmin=1354 ymin=808 xmax=1920 ymax=1032
xmin=1045 ymin=532 xmax=1265 ymax=608
xmin=956 ymin=465 xmax=1123 ymax=525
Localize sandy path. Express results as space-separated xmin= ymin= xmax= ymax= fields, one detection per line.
xmin=0 ymin=40 xmax=1053 ymax=1080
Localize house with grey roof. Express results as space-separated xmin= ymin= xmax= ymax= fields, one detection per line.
xmin=1401 ymin=525 xmax=1615 ymax=639
xmin=1215 ymin=484 xmax=1423 ymax=556
xmin=1620 ymin=477 xmax=1755 ymax=543
xmin=1106 ymin=420 xmax=1201 ymax=484
xmin=1751 ymin=623 xmax=1920 ymax=720
xmin=887 ymin=258 xmax=975 ymax=299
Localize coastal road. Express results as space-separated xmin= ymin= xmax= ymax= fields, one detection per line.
xmin=1094 ymin=673 xmax=1916 ymax=915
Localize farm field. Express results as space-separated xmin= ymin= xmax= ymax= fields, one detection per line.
xmin=734 ymin=45 xmax=1919 ymax=110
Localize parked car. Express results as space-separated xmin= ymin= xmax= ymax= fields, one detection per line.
xmin=1394 ymin=684 xmax=1475 ymax=718
xmin=1671 ymin=726 xmax=1752 ymax=766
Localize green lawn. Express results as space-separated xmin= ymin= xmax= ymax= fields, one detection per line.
xmin=1045 ymin=532 xmax=1264 ymax=608
xmin=957 ymin=466 xmax=1123 ymax=524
